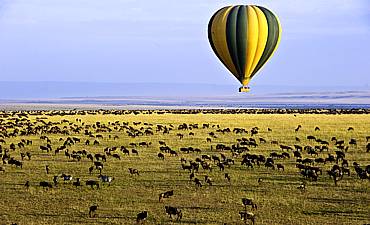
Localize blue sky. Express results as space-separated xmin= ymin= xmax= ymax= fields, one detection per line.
xmin=0 ymin=0 xmax=369 ymax=87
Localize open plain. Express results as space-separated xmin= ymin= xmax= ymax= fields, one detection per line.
xmin=0 ymin=109 xmax=369 ymax=225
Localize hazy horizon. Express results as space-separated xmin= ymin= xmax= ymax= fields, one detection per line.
xmin=0 ymin=81 xmax=369 ymax=101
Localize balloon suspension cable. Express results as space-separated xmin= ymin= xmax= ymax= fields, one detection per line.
xmin=239 ymin=86 xmax=250 ymax=92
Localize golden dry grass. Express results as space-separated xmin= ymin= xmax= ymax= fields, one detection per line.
xmin=0 ymin=111 xmax=369 ymax=225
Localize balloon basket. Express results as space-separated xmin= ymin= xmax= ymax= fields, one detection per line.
xmin=239 ymin=86 xmax=250 ymax=92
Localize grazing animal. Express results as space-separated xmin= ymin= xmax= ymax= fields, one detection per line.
xmin=297 ymin=181 xmax=306 ymax=191
xmin=89 ymin=166 xmax=94 ymax=174
xmin=86 ymin=180 xmax=100 ymax=189
xmin=194 ymin=178 xmax=202 ymax=187
xmin=159 ymin=190 xmax=174 ymax=202
xmin=204 ymin=175 xmax=213 ymax=186
xmin=169 ymin=150 xmax=178 ymax=156
xmin=189 ymin=172 xmax=195 ymax=181
xmin=89 ymin=205 xmax=98 ymax=217
xmin=242 ymin=198 xmax=257 ymax=210
xmin=136 ymin=211 xmax=148 ymax=224
xmin=225 ymin=173 xmax=231 ymax=182
xmin=157 ymin=153 xmax=164 ymax=160
xmin=53 ymin=176 xmax=59 ymax=186
xmin=132 ymin=149 xmax=139 ymax=155
xmin=165 ymin=206 xmax=182 ymax=221
xmin=264 ymin=161 xmax=275 ymax=170
xmin=39 ymin=181 xmax=53 ymax=189
xmin=24 ymin=181 xmax=30 ymax=189
xmin=277 ymin=164 xmax=285 ymax=171
xmin=26 ymin=152 xmax=32 ymax=160
xmin=239 ymin=211 xmax=255 ymax=225
xmin=94 ymin=161 xmax=104 ymax=169
xmin=61 ymin=174 xmax=73 ymax=182
xmin=112 ymin=153 xmax=121 ymax=160
xmin=73 ymin=178 xmax=82 ymax=188
xmin=8 ymin=158 xmax=23 ymax=168
xmin=217 ymin=163 xmax=225 ymax=171
xmin=20 ymin=152 xmax=26 ymax=160
xmin=98 ymin=175 xmax=114 ymax=186
xmin=122 ymin=149 xmax=130 ymax=155
xmin=129 ymin=168 xmax=140 ymax=176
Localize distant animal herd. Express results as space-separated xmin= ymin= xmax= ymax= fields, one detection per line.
xmin=0 ymin=109 xmax=369 ymax=224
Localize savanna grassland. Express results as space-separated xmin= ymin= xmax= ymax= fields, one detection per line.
xmin=0 ymin=109 xmax=369 ymax=225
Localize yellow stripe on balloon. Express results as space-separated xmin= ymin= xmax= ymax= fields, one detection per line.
xmin=244 ymin=6 xmax=259 ymax=85
xmin=249 ymin=6 xmax=268 ymax=78
xmin=210 ymin=7 xmax=238 ymax=76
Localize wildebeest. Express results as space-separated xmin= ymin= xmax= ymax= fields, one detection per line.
xmin=129 ymin=168 xmax=140 ymax=176
xmin=165 ymin=206 xmax=182 ymax=221
xmin=94 ymin=161 xmax=104 ymax=169
xmin=157 ymin=153 xmax=164 ymax=160
xmin=225 ymin=173 xmax=231 ymax=182
xmin=112 ymin=153 xmax=121 ymax=160
xmin=24 ymin=181 xmax=30 ymax=189
xmin=169 ymin=150 xmax=178 ymax=156
xmin=239 ymin=211 xmax=255 ymax=225
xmin=204 ymin=175 xmax=213 ymax=185
xmin=217 ymin=163 xmax=225 ymax=171
xmin=40 ymin=145 xmax=50 ymax=152
xmin=98 ymin=175 xmax=114 ymax=186
xmin=73 ymin=178 xmax=82 ymax=188
xmin=194 ymin=178 xmax=202 ymax=187
xmin=122 ymin=148 xmax=130 ymax=155
xmin=26 ymin=152 xmax=32 ymax=160
xmin=132 ymin=149 xmax=139 ymax=155
xmin=39 ymin=181 xmax=53 ymax=189
xmin=61 ymin=173 xmax=73 ymax=182
xmin=242 ymin=198 xmax=257 ymax=210
xmin=295 ymin=125 xmax=302 ymax=132
xmin=53 ymin=176 xmax=59 ymax=186
xmin=89 ymin=205 xmax=98 ymax=217
xmin=86 ymin=180 xmax=100 ymax=189
xmin=277 ymin=164 xmax=284 ymax=171
xmin=159 ymin=190 xmax=174 ymax=202
xmin=297 ymin=182 xmax=306 ymax=191
xmin=264 ymin=161 xmax=275 ymax=170
xmin=89 ymin=166 xmax=95 ymax=174
xmin=189 ymin=172 xmax=195 ymax=181
xmin=136 ymin=211 xmax=148 ymax=224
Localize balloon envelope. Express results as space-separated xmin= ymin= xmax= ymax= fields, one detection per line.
xmin=208 ymin=5 xmax=281 ymax=91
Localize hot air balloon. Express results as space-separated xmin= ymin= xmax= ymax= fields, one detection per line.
xmin=208 ymin=5 xmax=281 ymax=92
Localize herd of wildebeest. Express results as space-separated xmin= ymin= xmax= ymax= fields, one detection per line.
xmin=0 ymin=108 xmax=369 ymax=224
